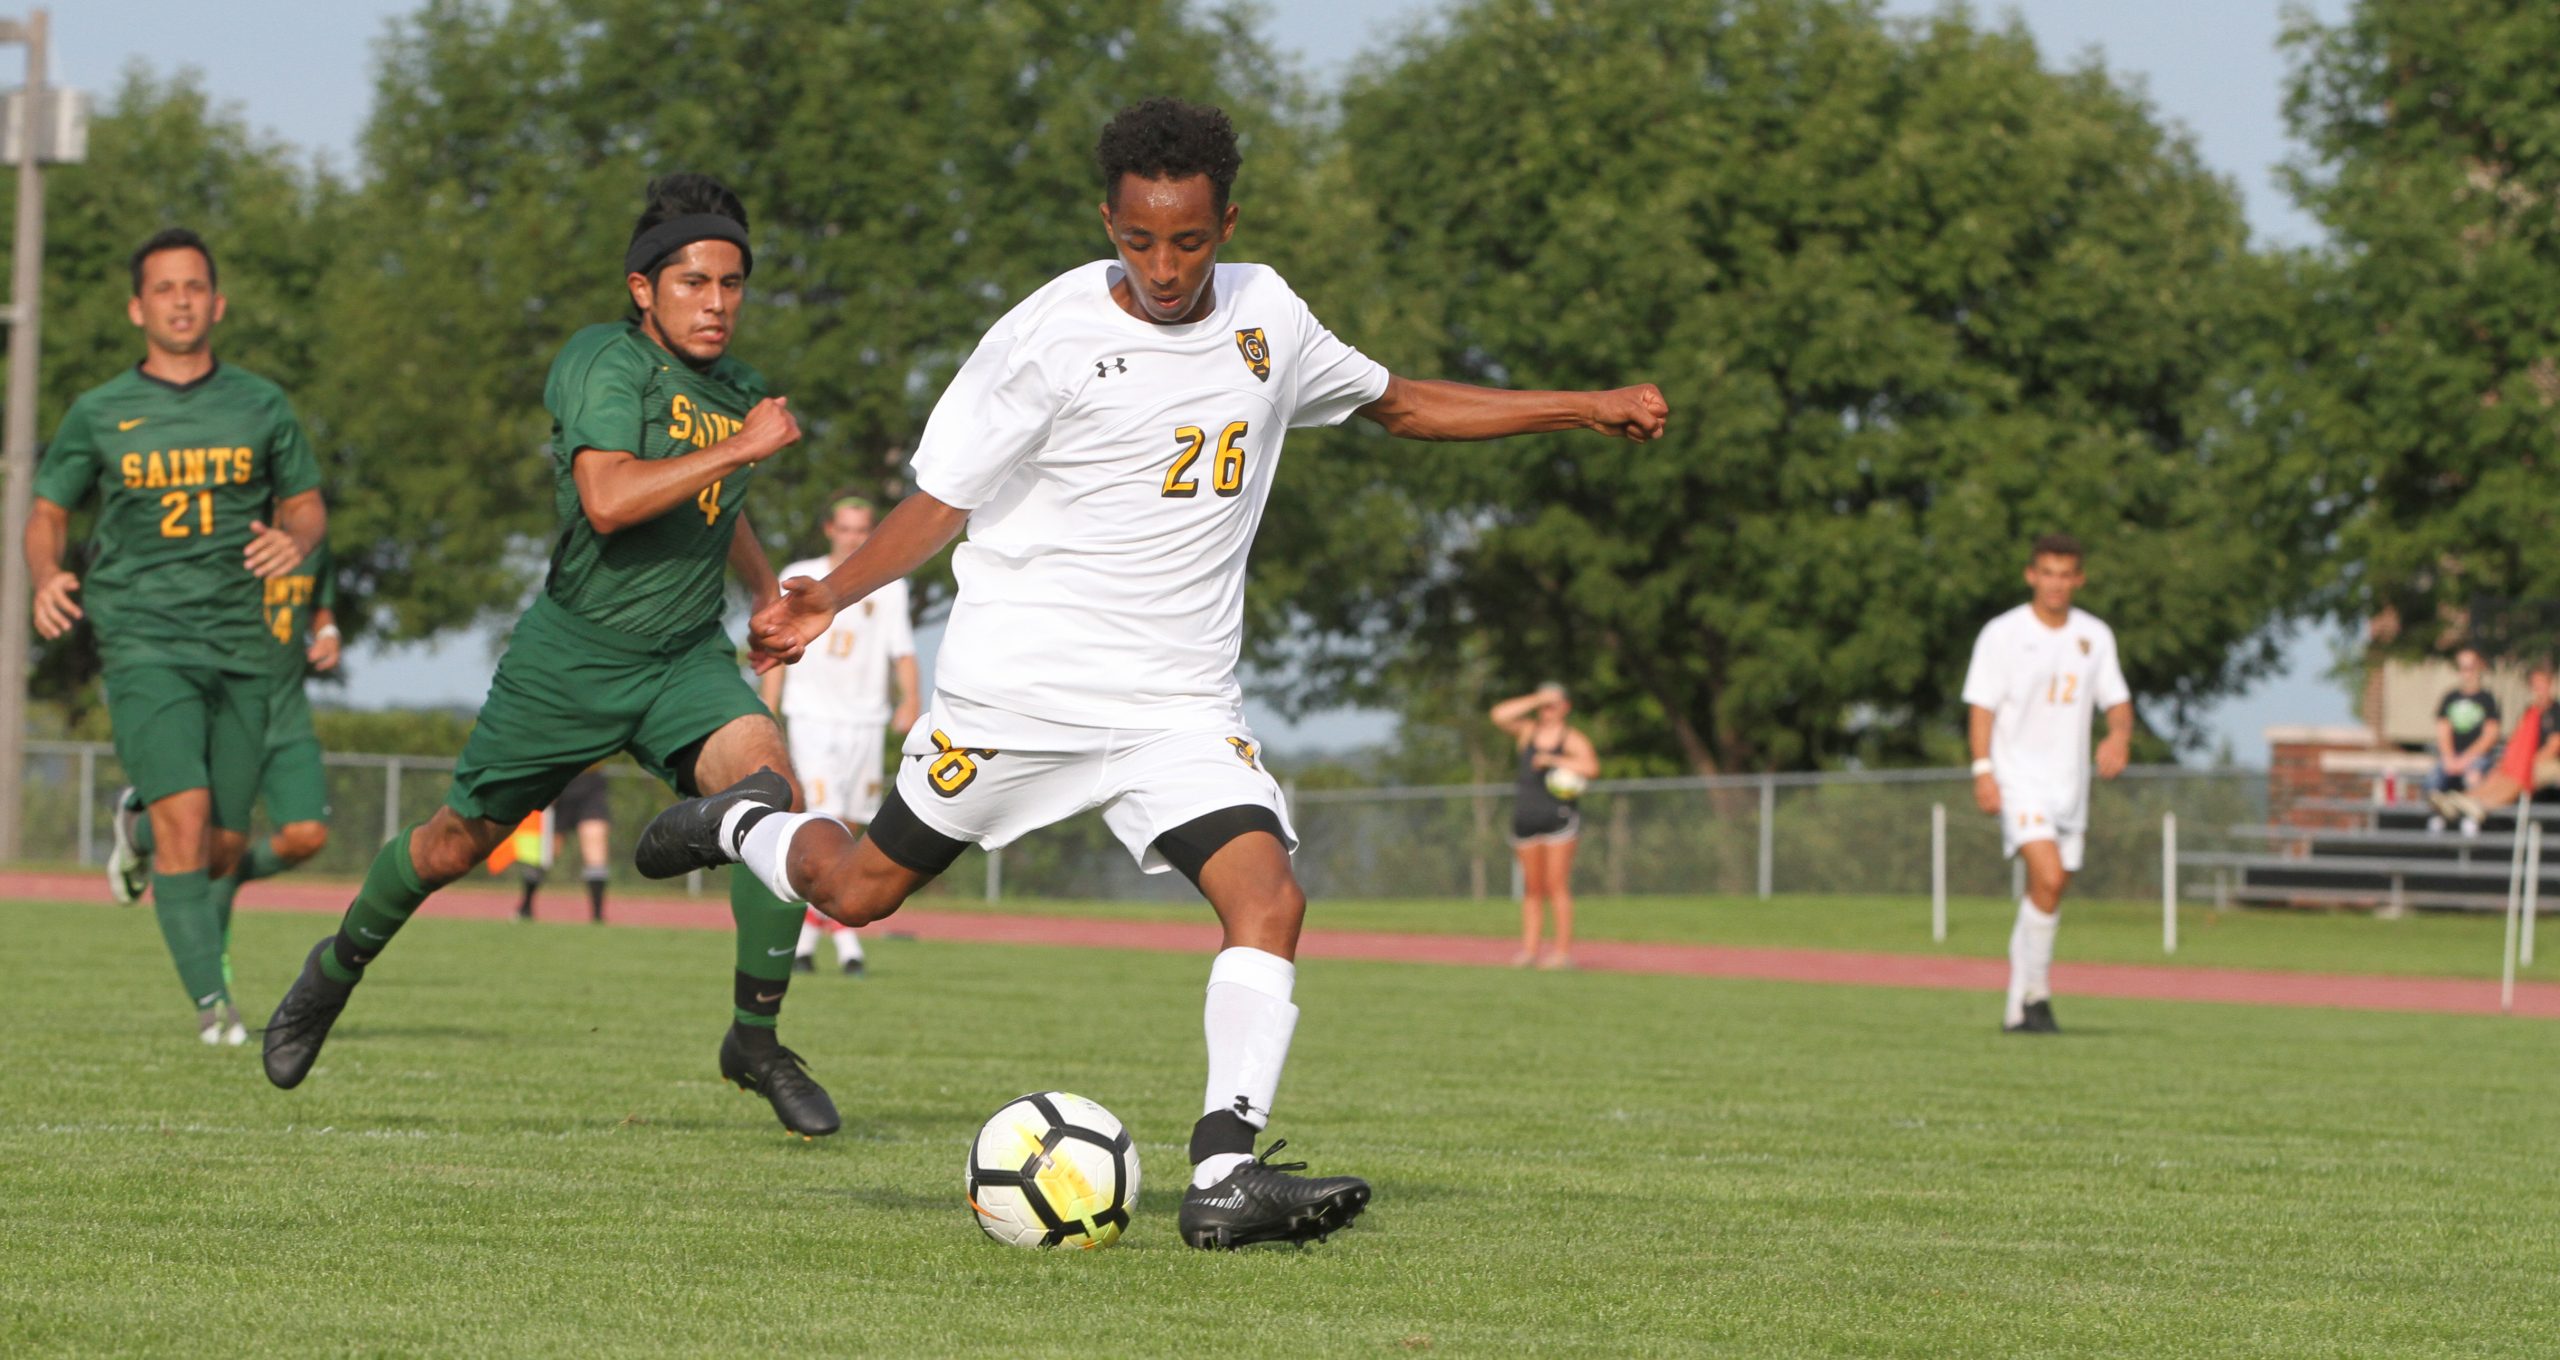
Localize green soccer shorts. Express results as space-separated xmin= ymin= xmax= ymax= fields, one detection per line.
xmin=445 ymin=596 xmax=770 ymax=825
xmin=103 ymin=662 xmax=269 ymax=830
xmin=259 ymin=672 xmax=332 ymax=827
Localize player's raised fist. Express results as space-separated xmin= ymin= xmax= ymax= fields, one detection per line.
xmin=739 ymin=396 xmax=801 ymax=461
xmin=747 ymin=574 xmax=836 ymax=673
xmin=1589 ymin=384 xmax=1669 ymax=443
xmin=31 ymin=571 xmax=82 ymax=639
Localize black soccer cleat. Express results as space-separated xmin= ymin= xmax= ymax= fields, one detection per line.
xmin=791 ymin=952 xmax=817 ymax=974
xmin=718 ymin=1025 xmax=840 ymax=1139
xmin=634 ymin=768 xmax=793 ymax=880
xmin=2003 ymin=999 xmax=2061 ymax=1035
xmin=841 ymin=956 xmax=866 ymax=979
xmin=263 ymin=937 xmax=359 ymax=1088
xmin=1179 ymin=1140 xmax=1372 ymax=1250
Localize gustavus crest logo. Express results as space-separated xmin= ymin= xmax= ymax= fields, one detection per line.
xmin=1233 ymin=327 xmax=1271 ymax=382
xmin=2077 ymin=638 xmax=2091 ymax=655
xmin=1226 ymin=736 xmax=1260 ymax=770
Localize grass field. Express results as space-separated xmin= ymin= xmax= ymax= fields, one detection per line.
xmin=4 ymin=897 xmax=2555 ymax=1356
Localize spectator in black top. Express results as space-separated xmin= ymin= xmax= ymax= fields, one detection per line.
xmin=2425 ymin=648 xmax=2502 ymax=831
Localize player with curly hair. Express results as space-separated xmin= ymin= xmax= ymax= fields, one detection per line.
xmin=639 ymin=97 xmax=1669 ymax=1242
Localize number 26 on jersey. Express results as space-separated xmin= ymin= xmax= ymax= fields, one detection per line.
xmin=1161 ymin=421 xmax=1249 ymax=499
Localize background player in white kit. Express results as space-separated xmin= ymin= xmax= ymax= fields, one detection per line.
xmin=759 ymin=493 xmax=919 ymax=976
xmin=637 ymin=97 xmax=1669 ymax=1249
xmin=1962 ymin=533 xmax=2133 ymax=1035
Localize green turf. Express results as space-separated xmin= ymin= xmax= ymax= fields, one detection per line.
xmin=918 ymin=890 xmax=2546 ymax=981
xmin=6 ymin=900 xmax=2554 ymax=1357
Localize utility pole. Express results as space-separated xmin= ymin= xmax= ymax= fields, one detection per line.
xmin=0 ymin=9 xmax=64 ymax=861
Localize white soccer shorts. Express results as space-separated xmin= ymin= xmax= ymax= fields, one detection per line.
xmin=892 ymin=693 xmax=1298 ymax=873
xmin=789 ymin=717 xmax=889 ymax=825
xmin=1998 ymin=787 xmax=2085 ymax=873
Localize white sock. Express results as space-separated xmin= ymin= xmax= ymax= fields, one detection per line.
xmin=734 ymin=809 xmax=823 ymax=903
xmin=794 ymin=920 xmax=820 ymax=959
xmin=1193 ymin=946 xmax=1298 ymax=1190
xmin=2011 ymin=897 xmax=2059 ymax=1015
xmin=834 ymin=926 xmax=865 ymax=964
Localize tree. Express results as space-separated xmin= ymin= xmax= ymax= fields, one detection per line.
xmin=312 ymin=0 xmax=1311 ymax=641
xmin=2283 ymin=0 xmax=2560 ymax=656
xmin=1258 ymin=0 xmax=2336 ymax=774
xmin=0 ymin=69 xmax=335 ymax=713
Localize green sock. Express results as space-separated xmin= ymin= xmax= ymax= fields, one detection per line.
xmin=325 ymin=829 xmax=432 ymax=983
xmin=729 ymin=870 xmax=797 ymax=1028
xmin=151 ymin=869 xmax=229 ymax=1010
xmin=212 ymin=871 xmax=242 ymax=992
xmin=238 ymin=842 xmax=295 ymax=883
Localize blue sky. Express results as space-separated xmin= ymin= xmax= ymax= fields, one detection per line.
xmin=48 ymin=0 xmax=2361 ymax=760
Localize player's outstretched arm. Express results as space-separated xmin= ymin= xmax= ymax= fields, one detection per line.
xmin=24 ymin=498 xmax=80 ymax=639
xmin=1355 ymin=375 xmax=1668 ymax=444
xmin=574 ymin=396 xmax=800 ymax=534
xmin=748 ymin=491 xmax=970 ymax=673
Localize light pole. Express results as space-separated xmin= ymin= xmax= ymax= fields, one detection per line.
xmin=0 ymin=8 xmax=67 ymax=862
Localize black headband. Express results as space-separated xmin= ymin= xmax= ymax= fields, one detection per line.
xmin=623 ymin=213 xmax=752 ymax=280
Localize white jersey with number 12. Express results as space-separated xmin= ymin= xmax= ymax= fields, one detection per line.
xmin=1960 ymin=604 xmax=2131 ymax=826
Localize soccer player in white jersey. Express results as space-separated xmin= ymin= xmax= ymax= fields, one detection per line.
xmin=637 ymin=97 xmax=1668 ymax=1249
xmin=1961 ymin=533 xmax=2134 ymax=1035
xmin=759 ymin=492 xmax=920 ymax=976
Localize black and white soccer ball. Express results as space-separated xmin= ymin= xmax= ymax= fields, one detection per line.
xmin=965 ymin=1091 xmax=1141 ymax=1249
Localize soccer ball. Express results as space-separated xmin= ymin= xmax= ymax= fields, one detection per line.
xmin=1544 ymin=766 xmax=1588 ymax=801
xmin=965 ymin=1091 xmax=1141 ymax=1249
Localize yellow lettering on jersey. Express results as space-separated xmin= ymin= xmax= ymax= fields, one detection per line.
xmin=120 ymin=454 xmax=143 ymax=488
xmin=265 ymin=576 xmax=314 ymax=607
xmin=145 ymin=451 xmax=169 ymax=488
xmin=669 ymin=393 xmax=695 ymax=443
xmin=233 ymin=447 xmax=255 ymax=484
xmin=179 ymin=448 xmax=208 ymax=486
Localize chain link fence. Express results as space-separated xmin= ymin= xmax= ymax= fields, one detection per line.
xmin=12 ymin=742 xmax=2262 ymax=904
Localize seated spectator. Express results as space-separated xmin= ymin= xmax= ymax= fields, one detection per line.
xmin=2424 ymin=648 xmax=2502 ymax=830
xmin=2448 ymin=662 xmax=2558 ymax=831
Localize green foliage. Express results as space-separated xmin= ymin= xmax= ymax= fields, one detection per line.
xmin=316 ymin=0 xmax=1309 ymax=638
xmin=1264 ymin=0 xmax=2335 ymax=772
xmin=2283 ymin=0 xmax=2560 ymax=655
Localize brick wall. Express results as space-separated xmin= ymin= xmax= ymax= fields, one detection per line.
xmin=2268 ymin=725 xmax=2384 ymax=830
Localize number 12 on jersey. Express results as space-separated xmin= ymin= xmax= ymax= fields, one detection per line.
xmin=1161 ymin=421 xmax=1248 ymax=499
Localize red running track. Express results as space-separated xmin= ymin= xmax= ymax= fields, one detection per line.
xmin=7 ymin=870 xmax=2553 ymax=1020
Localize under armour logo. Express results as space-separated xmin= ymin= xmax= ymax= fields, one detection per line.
xmin=1095 ymin=357 xmax=1127 ymax=378
xmin=1232 ymin=1094 xmax=1253 ymax=1117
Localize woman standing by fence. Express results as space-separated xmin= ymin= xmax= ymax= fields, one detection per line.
xmin=1491 ymin=685 xmax=1602 ymax=969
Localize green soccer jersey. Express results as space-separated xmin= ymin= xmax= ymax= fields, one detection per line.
xmin=34 ymin=363 xmax=323 ymax=674
xmin=260 ymin=540 xmax=335 ymax=678
xmin=541 ymin=322 xmax=767 ymax=641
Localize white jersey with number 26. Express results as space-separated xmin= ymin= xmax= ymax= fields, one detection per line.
xmin=1960 ymin=604 xmax=2132 ymax=827
xmin=909 ymin=261 xmax=1389 ymax=738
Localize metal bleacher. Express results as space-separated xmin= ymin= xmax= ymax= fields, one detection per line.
xmin=2181 ymin=795 xmax=2560 ymax=913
